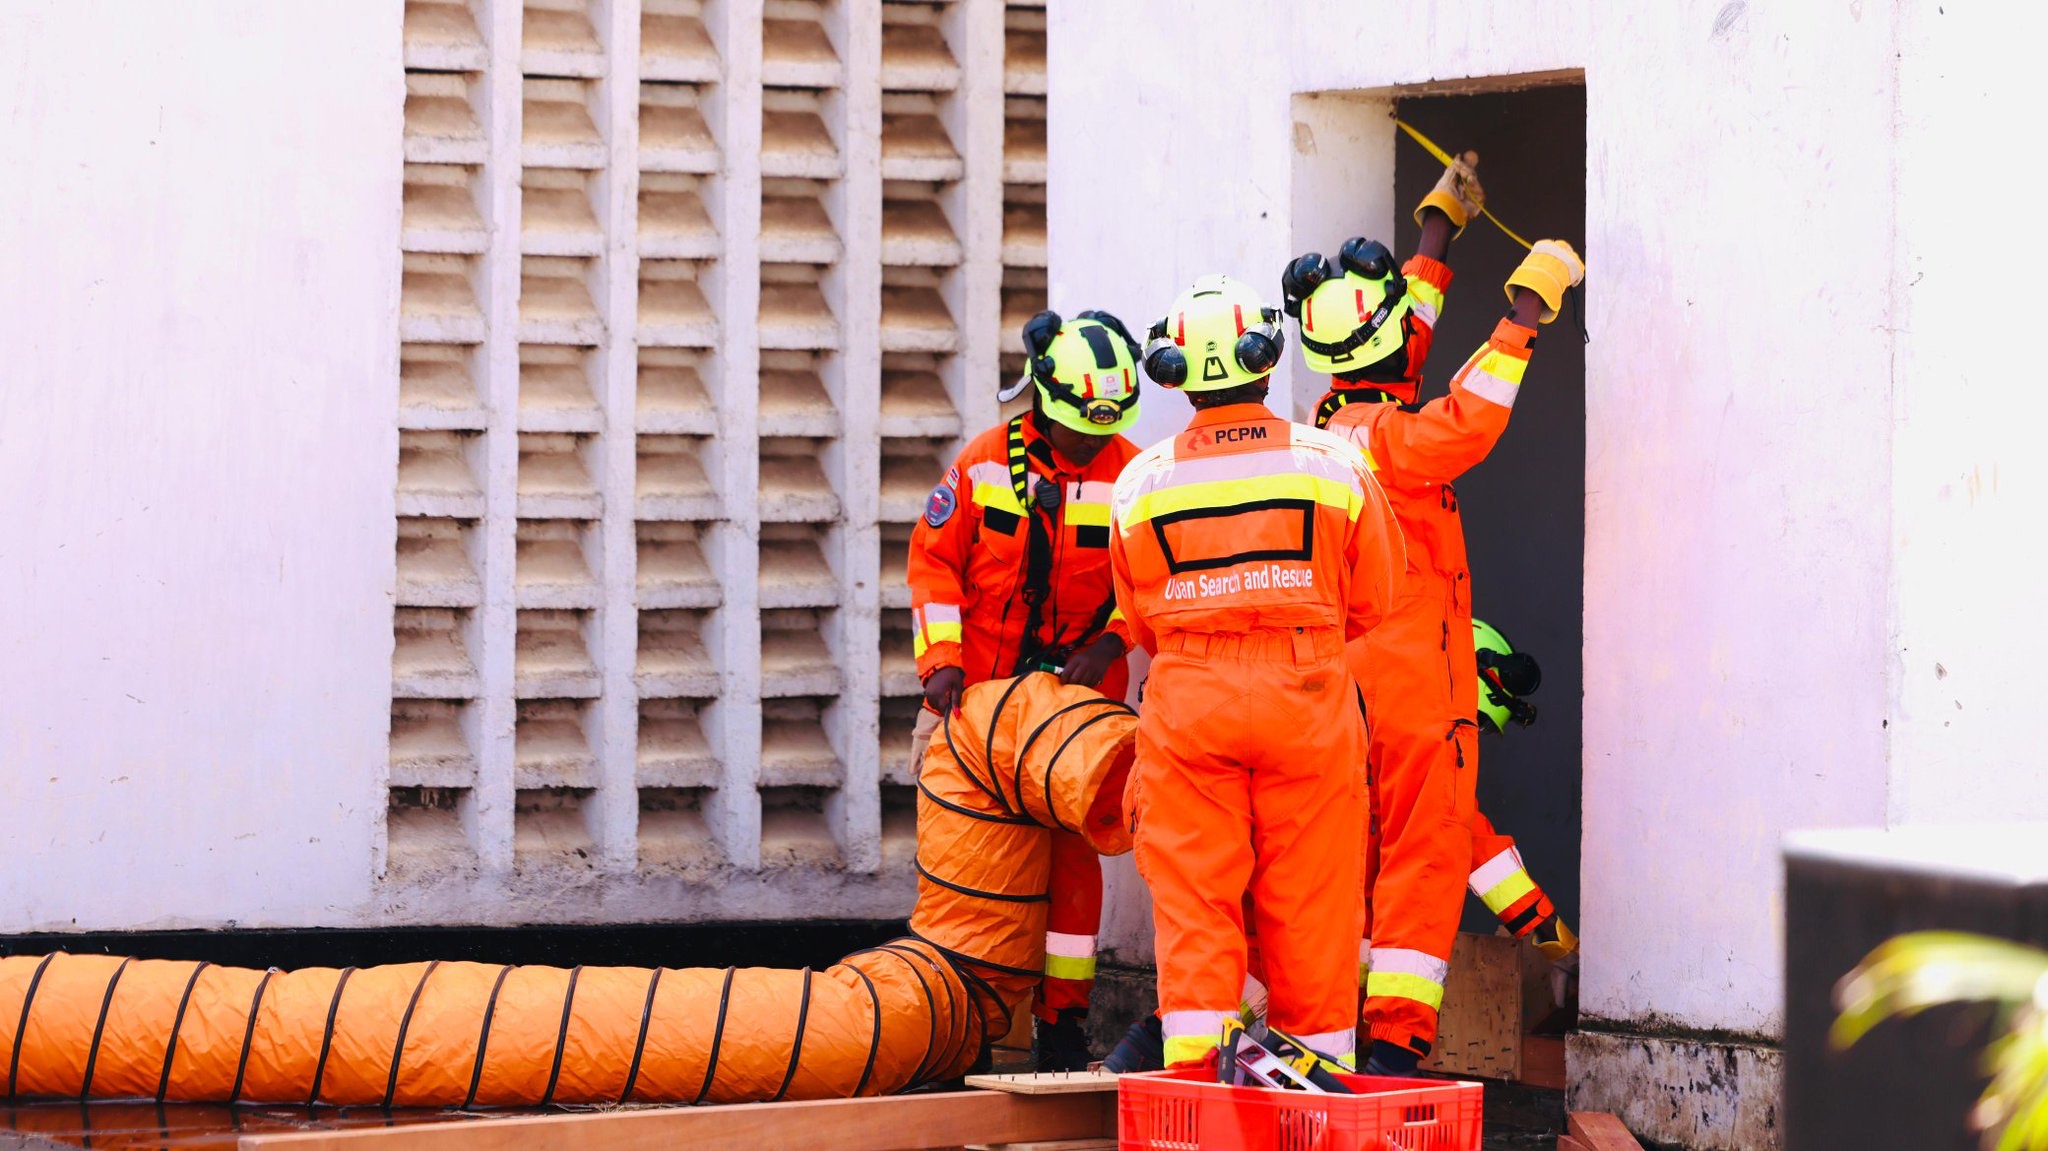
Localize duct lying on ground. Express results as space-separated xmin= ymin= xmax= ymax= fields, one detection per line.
xmin=0 ymin=674 xmax=1135 ymax=1107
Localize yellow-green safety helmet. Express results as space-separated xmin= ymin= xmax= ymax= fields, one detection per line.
xmin=1007 ymin=310 xmax=1143 ymax=435
xmin=1280 ymin=238 xmax=1415 ymax=377
xmin=1140 ymin=274 xmax=1285 ymax=392
xmin=1473 ymin=617 xmax=1541 ymax=734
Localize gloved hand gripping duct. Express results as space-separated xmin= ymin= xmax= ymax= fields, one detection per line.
xmin=0 ymin=675 xmax=1136 ymax=1107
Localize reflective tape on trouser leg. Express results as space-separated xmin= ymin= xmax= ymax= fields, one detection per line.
xmin=1161 ymin=1010 xmax=1233 ymax=1066
xmin=1365 ymin=948 xmax=1449 ymax=1011
xmin=1292 ymin=1027 xmax=1357 ymax=1068
xmin=1043 ymin=932 xmax=1097 ymax=982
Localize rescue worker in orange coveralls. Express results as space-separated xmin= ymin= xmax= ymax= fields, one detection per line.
xmin=1278 ymin=149 xmax=1585 ymax=1074
xmin=1107 ymin=273 xmax=1400 ymax=1070
xmin=905 ymin=309 xmax=1145 ymax=1070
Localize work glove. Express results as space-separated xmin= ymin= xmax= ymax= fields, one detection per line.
xmin=1503 ymin=239 xmax=1585 ymax=324
xmin=1414 ymin=150 xmax=1484 ymax=234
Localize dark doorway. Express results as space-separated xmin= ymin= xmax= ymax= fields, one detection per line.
xmin=1392 ymin=85 xmax=1587 ymax=933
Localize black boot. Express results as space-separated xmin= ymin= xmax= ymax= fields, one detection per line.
xmin=1035 ymin=1008 xmax=1093 ymax=1072
xmin=1101 ymin=1014 xmax=1164 ymax=1074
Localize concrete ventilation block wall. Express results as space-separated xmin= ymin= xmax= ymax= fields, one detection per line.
xmin=386 ymin=0 xmax=1016 ymax=925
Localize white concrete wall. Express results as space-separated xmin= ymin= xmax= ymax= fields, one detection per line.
xmin=1885 ymin=1 xmax=2048 ymax=827
xmin=0 ymin=0 xmax=402 ymax=929
xmin=0 ymin=0 xmax=1047 ymax=933
xmin=1056 ymin=0 xmax=1923 ymax=1050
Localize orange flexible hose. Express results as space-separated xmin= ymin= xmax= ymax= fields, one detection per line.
xmin=0 ymin=674 xmax=1135 ymax=1107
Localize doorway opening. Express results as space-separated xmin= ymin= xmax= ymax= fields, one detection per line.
xmin=1291 ymin=81 xmax=1588 ymax=936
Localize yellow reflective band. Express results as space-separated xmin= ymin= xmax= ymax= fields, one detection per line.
xmin=972 ymin=482 xmax=1025 ymax=514
xmin=912 ymin=621 xmax=962 ymax=658
xmin=1108 ymin=605 xmax=1124 ymax=623
xmin=1066 ymin=501 xmax=1111 ymax=527
xmin=1480 ymin=870 xmax=1539 ymax=916
xmin=1118 ymin=474 xmax=1363 ymax=530
xmin=1410 ymin=278 xmax=1446 ymax=322
xmin=1163 ymin=1035 xmax=1221 ymax=1066
xmin=1474 ymin=348 xmax=1529 ymax=384
xmin=1366 ymin=971 xmax=1446 ymax=1011
xmin=1357 ymin=961 xmax=1370 ymax=988
xmin=1044 ymin=954 xmax=1097 ymax=982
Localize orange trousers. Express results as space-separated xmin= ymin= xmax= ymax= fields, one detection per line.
xmin=1129 ymin=628 xmax=1365 ymax=1068
xmin=1353 ymin=606 xmax=1480 ymax=1059
xmin=1039 ymin=833 xmax=1102 ymax=1017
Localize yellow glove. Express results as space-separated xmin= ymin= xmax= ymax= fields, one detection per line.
xmin=1503 ymin=239 xmax=1585 ymax=324
xmin=1413 ymin=150 xmax=1484 ymax=234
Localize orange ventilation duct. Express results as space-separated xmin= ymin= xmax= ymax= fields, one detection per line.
xmin=0 ymin=675 xmax=1135 ymax=1107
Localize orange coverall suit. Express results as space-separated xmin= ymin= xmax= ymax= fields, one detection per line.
xmin=1109 ymin=403 xmax=1399 ymax=1067
xmin=907 ymin=413 xmax=1139 ymax=1018
xmin=1314 ymin=254 xmax=1541 ymax=1056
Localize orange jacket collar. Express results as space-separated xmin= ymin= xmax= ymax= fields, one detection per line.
xmin=1183 ymin=403 xmax=1276 ymax=429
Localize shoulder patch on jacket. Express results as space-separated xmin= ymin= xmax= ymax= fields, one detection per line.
xmin=924 ymin=483 xmax=958 ymax=528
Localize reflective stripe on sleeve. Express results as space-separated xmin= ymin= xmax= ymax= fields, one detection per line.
xmin=912 ymin=604 xmax=964 ymax=658
xmin=1365 ymin=948 xmax=1450 ymax=1011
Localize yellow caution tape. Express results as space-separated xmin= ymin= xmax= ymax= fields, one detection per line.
xmin=1393 ymin=118 xmax=1537 ymax=252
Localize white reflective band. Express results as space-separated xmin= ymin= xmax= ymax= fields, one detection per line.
xmin=1460 ymin=365 xmax=1521 ymax=408
xmin=1044 ymin=931 xmax=1096 ymax=959
xmin=1467 ymin=846 xmax=1525 ymax=898
xmin=1160 ymin=1009 xmax=1234 ymax=1041
xmin=1358 ymin=939 xmax=1372 ymax=961
xmin=1078 ymin=480 xmax=1115 ymax=506
xmin=920 ymin=603 xmax=962 ymax=627
xmin=1408 ymin=297 xmax=1439 ymax=328
xmin=1368 ymin=947 xmax=1451 ymax=984
xmin=966 ymin=461 xmax=1011 ymax=488
xmin=1292 ymin=1028 xmax=1357 ymax=1062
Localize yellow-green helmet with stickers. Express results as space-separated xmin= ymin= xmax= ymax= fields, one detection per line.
xmin=1280 ymin=237 xmax=1416 ymax=377
xmin=1003 ymin=309 xmax=1142 ymax=435
xmin=1473 ymin=617 xmax=1541 ymax=734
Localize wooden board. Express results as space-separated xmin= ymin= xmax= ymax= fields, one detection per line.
xmin=1556 ymin=1138 xmax=1591 ymax=1151
xmin=965 ymin=1072 xmax=1122 ymax=1096
xmin=236 ymin=1088 xmax=1115 ymax=1151
xmin=965 ymin=1140 xmax=1116 ymax=1151
xmin=1568 ymin=1111 xmax=1647 ymax=1151
xmin=1420 ymin=930 xmax=1523 ymax=1081
xmin=1521 ymin=1034 xmax=1568 ymax=1090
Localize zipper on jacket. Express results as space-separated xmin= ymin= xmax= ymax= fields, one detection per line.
xmin=1442 ymin=618 xmax=1454 ymax=694
xmin=1445 ymin=719 xmax=1477 ymax=768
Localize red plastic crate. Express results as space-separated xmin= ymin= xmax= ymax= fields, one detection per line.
xmin=1117 ymin=1067 xmax=1483 ymax=1151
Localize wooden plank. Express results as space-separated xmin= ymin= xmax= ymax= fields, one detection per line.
xmin=1520 ymin=1034 xmax=1568 ymax=1090
xmin=964 ymin=1072 xmax=1121 ymax=1095
xmin=965 ymin=1140 xmax=1115 ymax=1151
xmin=1568 ymin=1111 xmax=1647 ymax=1151
xmin=1421 ymin=930 xmax=1523 ymax=1081
xmin=1556 ymin=1137 xmax=1591 ymax=1151
xmin=236 ymin=1089 xmax=1115 ymax=1151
